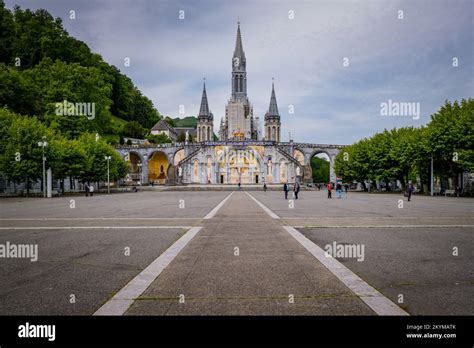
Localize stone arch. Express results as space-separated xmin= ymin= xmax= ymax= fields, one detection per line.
xmin=127 ymin=151 xmax=144 ymax=183
xmin=293 ymin=149 xmax=305 ymax=165
xmin=148 ymin=150 xmax=170 ymax=184
xmin=307 ymin=149 xmax=332 ymax=184
xmin=173 ymin=148 xmax=185 ymax=166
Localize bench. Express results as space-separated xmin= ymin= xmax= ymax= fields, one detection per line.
xmin=444 ymin=189 xmax=456 ymax=196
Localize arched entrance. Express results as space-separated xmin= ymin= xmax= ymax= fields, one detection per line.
xmin=148 ymin=151 xmax=169 ymax=184
xmin=310 ymin=151 xmax=331 ymax=183
xmin=127 ymin=152 xmax=144 ymax=184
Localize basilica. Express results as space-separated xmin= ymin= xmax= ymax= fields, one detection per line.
xmin=197 ymin=22 xmax=280 ymax=143
xmin=117 ymin=23 xmax=342 ymax=185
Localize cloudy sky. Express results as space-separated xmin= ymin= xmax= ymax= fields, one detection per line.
xmin=6 ymin=0 xmax=474 ymax=144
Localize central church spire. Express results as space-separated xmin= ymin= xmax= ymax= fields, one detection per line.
xmin=233 ymin=21 xmax=246 ymax=66
xmin=231 ymin=21 xmax=247 ymax=100
xmin=221 ymin=22 xmax=257 ymax=141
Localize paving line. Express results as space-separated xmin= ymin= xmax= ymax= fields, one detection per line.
xmin=245 ymin=192 xmax=280 ymax=219
xmin=203 ymin=192 xmax=234 ymax=219
xmin=284 ymin=226 xmax=408 ymax=316
xmin=244 ymin=193 xmax=408 ymax=315
xmin=0 ymin=217 xmax=199 ymax=220
xmin=94 ymin=226 xmax=202 ymax=316
xmin=0 ymin=226 xmax=193 ymax=230
xmin=292 ymin=225 xmax=474 ymax=229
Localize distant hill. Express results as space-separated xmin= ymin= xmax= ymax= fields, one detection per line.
xmin=0 ymin=2 xmax=160 ymax=140
xmin=173 ymin=116 xmax=197 ymax=128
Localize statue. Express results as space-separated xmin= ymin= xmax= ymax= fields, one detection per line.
xmin=296 ymin=166 xmax=301 ymax=176
xmin=266 ymin=158 xmax=273 ymax=183
xmin=206 ymin=158 xmax=212 ymax=183
xmin=178 ymin=166 xmax=183 ymax=177
xmin=185 ymin=130 xmax=189 ymax=142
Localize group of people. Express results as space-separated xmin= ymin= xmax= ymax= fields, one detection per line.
xmin=283 ymin=182 xmax=301 ymax=200
xmin=326 ymin=182 xmax=349 ymax=199
xmin=84 ymin=183 xmax=95 ymax=197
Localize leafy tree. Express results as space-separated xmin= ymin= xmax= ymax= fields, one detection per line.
xmin=0 ymin=109 xmax=56 ymax=194
xmin=147 ymin=133 xmax=171 ymax=144
xmin=0 ymin=1 xmax=15 ymax=64
xmin=77 ymin=133 xmax=128 ymax=184
xmin=0 ymin=64 xmax=41 ymax=115
xmin=0 ymin=3 xmax=162 ymax=133
xmin=49 ymin=137 xmax=86 ymax=192
xmin=177 ymin=132 xmax=186 ymax=142
xmin=426 ymin=99 xmax=474 ymax=186
xmin=164 ymin=116 xmax=175 ymax=127
xmin=121 ymin=121 xmax=145 ymax=139
xmin=310 ymin=156 xmax=329 ymax=183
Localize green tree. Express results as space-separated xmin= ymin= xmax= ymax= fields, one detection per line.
xmin=121 ymin=121 xmax=145 ymax=139
xmin=77 ymin=133 xmax=128 ymax=184
xmin=0 ymin=108 xmax=56 ymax=194
xmin=49 ymin=137 xmax=87 ymax=193
xmin=310 ymin=156 xmax=329 ymax=183
xmin=426 ymin=99 xmax=474 ymax=187
xmin=147 ymin=133 xmax=171 ymax=144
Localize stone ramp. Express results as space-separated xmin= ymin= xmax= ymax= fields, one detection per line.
xmin=125 ymin=191 xmax=375 ymax=315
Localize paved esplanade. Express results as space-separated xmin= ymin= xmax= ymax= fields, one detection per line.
xmin=124 ymin=192 xmax=375 ymax=315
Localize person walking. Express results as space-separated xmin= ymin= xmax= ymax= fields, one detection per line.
xmin=89 ymin=183 xmax=94 ymax=197
xmin=263 ymin=183 xmax=267 ymax=192
xmin=406 ymin=181 xmax=414 ymax=201
xmin=327 ymin=182 xmax=333 ymax=199
xmin=344 ymin=183 xmax=349 ymax=194
xmin=84 ymin=183 xmax=89 ymax=197
xmin=293 ymin=181 xmax=300 ymax=200
xmin=336 ymin=182 xmax=342 ymax=198
xmin=238 ymin=182 xmax=241 ymax=190
xmin=283 ymin=182 xmax=289 ymax=199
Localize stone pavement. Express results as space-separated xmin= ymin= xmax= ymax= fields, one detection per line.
xmin=125 ymin=191 xmax=375 ymax=315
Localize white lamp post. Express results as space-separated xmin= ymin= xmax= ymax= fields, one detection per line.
xmin=105 ymin=155 xmax=111 ymax=194
xmin=37 ymin=136 xmax=48 ymax=198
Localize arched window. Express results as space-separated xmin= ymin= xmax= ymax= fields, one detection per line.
xmin=272 ymin=126 xmax=276 ymax=141
xmin=207 ymin=127 xmax=211 ymax=141
xmin=234 ymin=77 xmax=238 ymax=94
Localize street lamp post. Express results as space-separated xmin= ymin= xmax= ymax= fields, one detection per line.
xmin=105 ymin=156 xmax=111 ymax=194
xmin=37 ymin=136 xmax=48 ymax=198
xmin=430 ymin=153 xmax=434 ymax=196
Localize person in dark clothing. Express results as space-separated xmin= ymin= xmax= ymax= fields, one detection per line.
xmin=293 ymin=182 xmax=300 ymax=199
xmin=406 ymin=181 xmax=414 ymax=201
xmin=263 ymin=183 xmax=267 ymax=192
xmin=283 ymin=183 xmax=289 ymax=199
xmin=344 ymin=184 xmax=349 ymax=193
xmin=84 ymin=183 xmax=89 ymax=197
xmin=336 ymin=183 xmax=342 ymax=198
xmin=327 ymin=182 xmax=333 ymax=199
xmin=238 ymin=182 xmax=241 ymax=190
